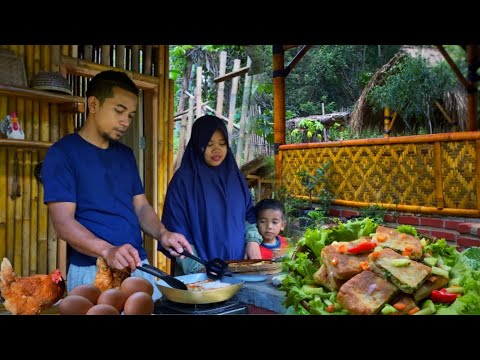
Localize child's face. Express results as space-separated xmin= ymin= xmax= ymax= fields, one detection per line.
xmin=256 ymin=209 xmax=285 ymax=243
xmin=204 ymin=129 xmax=227 ymax=167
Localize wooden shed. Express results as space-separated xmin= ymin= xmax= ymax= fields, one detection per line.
xmin=0 ymin=45 xmax=173 ymax=277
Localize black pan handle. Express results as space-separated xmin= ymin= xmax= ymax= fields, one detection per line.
xmin=136 ymin=265 xmax=188 ymax=290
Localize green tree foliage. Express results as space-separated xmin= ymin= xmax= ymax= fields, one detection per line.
xmin=367 ymin=55 xmax=458 ymax=133
xmin=284 ymin=45 xmax=401 ymax=116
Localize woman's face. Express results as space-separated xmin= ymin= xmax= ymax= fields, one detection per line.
xmin=204 ymin=129 xmax=227 ymax=166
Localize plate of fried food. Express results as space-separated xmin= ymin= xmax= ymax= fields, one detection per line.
xmin=226 ymin=259 xmax=283 ymax=275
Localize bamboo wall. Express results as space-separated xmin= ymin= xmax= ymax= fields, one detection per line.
xmin=280 ymin=131 xmax=480 ymax=217
xmin=0 ymin=45 xmax=174 ymax=276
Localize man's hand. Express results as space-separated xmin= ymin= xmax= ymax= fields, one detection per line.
xmin=159 ymin=229 xmax=193 ymax=258
xmin=103 ymin=244 xmax=142 ymax=270
xmin=245 ymin=242 xmax=262 ymax=259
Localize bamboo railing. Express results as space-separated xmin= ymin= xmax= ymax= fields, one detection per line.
xmin=0 ymin=44 xmax=173 ymax=276
xmin=280 ymin=131 xmax=480 ymax=217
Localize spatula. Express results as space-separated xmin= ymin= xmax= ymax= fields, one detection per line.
xmin=136 ymin=264 xmax=188 ymax=290
xmin=180 ymin=249 xmax=233 ymax=280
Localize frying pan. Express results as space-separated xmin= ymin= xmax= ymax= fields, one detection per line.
xmin=156 ymin=273 xmax=244 ymax=304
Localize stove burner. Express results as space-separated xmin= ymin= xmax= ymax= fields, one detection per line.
xmin=154 ymin=297 xmax=248 ymax=315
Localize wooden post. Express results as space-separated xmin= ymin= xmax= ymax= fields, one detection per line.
xmin=227 ymin=59 xmax=241 ymax=141
xmin=215 ymin=51 xmax=227 ymax=117
xmin=186 ymin=95 xmax=194 ymax=145
xmin=236 ymin=57 xmax=252 ymax=165
xmin=273 ymin=45 xmax=286 ymax=186
xmin=466 ymin=45 xmax=479 ymax=131
xmin=84 ymin=45 xmax=93 ymax=62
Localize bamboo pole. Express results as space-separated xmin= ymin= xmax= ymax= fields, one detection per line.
xmin=195 ymin=66 xmax=203 ymax=119
xmin=37 ymin=102 xmax=49 ymax=274
xmin=49 ymin=104 xmax=59 ymax=142
xmin=48 ymin=216 xmax=58 ymax=273
xmin=50 ymin=45 xmax=61 ymax=73
xmin=168 ymin=79 xmax=174 ymax=180
xmin=25 ymin=45 xmax=35 ymax=85
xmin=273 ymin=45 xmax=286 ymax=186
xmin=116 ymin=45 xmax=125 ymax=69
xmin=14 ymin=151 xmax=23 ymax=275
xmin=0 ymin=96 xmax=6 ymax=260
xmin=61 ymin=45 xmax=70 ymax=57
xmin=24 ymin=99 xmax=33 ymax=139
xmin=144 ymin=46 xmax=152 ymax=75
xmin=333 ymin=199 xmax=480 ymax=218
xmin=186 ymin=95 xmax=194 ymax=145
xmin=32 ymin=101 xmax=40 ymax=140
xmin=101 ymin=45 xmax=110 ymax=66
xmin=41 ymin=45 xmax=50 ymax=72
xmin=131 ymin=45 xmax=140 ymax=72
xmin=227 ymin=59 xmax=241 ymax=140
xmin=6 ymin=148 xmax=15 ymax=262
xmin=34 ymin=45 xmax=41 ymax=75
xmin=434 ymin=142 xmax=444 ymax=210
xmin=0 ymin=147 xmax=6 ymax=260
xmin=236 ymin=57 xmax=252 ymax=165
xmin=30 ymin=150 xmax=38 ymax=274
xmin=279 ymin=131 xmax=480 ymax=151
xmin=22 ymin=150 xmax=31 ymax=276
xmin=71 ymin=45 xmax=78 ymax=58
xmin=84 ymin=45 xmax=93 ymax=62
xmin=383 ymin=107 xmax=391 ymax=137
xmin=215 ymin=51 xmax=227 ymax=117
xmin=59 ymin=110 xmax=67 ymax=139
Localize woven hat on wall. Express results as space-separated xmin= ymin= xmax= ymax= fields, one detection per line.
xmin=31 ymin=71 xmax=73 ymax=95
xmin=0 ymin=49 xmax=27 ymax=87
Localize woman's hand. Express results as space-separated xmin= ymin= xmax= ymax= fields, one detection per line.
xmin=245 ymin=242 xmax=262 ymax=259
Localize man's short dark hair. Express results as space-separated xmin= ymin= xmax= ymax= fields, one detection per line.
xmin=86 ymin=70 xmax=139 ymax=113
xmin=254 ymin=198 xmax=286 ymax=221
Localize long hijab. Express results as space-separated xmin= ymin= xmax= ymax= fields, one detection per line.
xmin=162 ymin=115 xmax=255 ymax=261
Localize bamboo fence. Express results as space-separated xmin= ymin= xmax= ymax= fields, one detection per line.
xmin=280 ymin=132 xmax=480 ymax=217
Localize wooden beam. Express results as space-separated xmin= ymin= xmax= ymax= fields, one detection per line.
xmin=436 ymin=45 xmax=469 ymax=89
xmin=214 ymin=66 xmax=249 ymax=83
xmin=0 ymin=84 xmax=84 ymax=104
xmin=61 ymin=55 xmax=159 ymax=90
xmin=285 ymin=45 xmax=312 ymax=76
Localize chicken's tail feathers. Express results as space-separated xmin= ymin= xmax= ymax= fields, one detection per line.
xmin=0 ymin=257 xmax=16 ymax=287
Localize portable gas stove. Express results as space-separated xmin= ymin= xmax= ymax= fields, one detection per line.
xmin=154 ymin=297 xmax=248 ymax=315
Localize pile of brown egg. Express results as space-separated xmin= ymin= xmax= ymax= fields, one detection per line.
xmin=59 ymin=277 xmax=155 ymax=315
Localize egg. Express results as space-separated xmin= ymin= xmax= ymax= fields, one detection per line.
xmin=68 ymin=284 xmax=102 ymax=305
xmin=123 ymin=292 xmax=154 ymax=315
xmin=86 ymin=304 xmax=120 ymax=315
xmin=58 ymin=295 xmax=94 ymax=315
xmin=120 ymin=276 xmax=154 ymax=298
xmin=96 ymin=288 xmax=128 ymax=312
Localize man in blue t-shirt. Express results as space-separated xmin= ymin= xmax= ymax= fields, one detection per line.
xmin=41 ymin=70 xmax=192 ymax=300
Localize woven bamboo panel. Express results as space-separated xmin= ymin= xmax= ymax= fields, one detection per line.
xmin=441 ymin=141 xmax=476 ymax=209
xmin=282 ymin=140 xmax=477 ymax=210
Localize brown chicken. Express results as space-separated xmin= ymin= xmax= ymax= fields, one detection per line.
xmin=0 ymin=257 xmax=66 ymax=315
xmin=94 ymin=257 xmax=131 ymax=292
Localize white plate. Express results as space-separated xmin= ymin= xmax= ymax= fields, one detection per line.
xmin=230 ymin=274 xmax=267 ymax=282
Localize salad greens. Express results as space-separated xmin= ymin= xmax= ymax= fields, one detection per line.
xmin=280 ymin=218 xmax=480 ymax=315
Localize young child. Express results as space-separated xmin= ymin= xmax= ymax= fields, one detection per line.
xmin=254 ymin=199 xmax=289 ymax=260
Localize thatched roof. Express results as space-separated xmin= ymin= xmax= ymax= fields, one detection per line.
xmin=349 ymin=51 xmax=406 ymax=135
xmin=349 ymin=46 xmax=467 ymax=135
